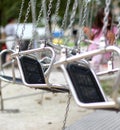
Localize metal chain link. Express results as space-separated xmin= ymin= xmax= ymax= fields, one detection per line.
xmin=63 ymin=0 xmax=78 ymax=46
xmin=77 ymin=0 xmax=89 ymax=50
xmin=78 ymin=0 xmax=84 ymax=27
xmin=85 ymin=2 xmax=90 ymax=26
xmin=79 ymin=0 xmax=88 ymax=30
xmin=16 ymin=0 xmax=31 ymax=51
xmin=52 ymin=0 xmax=71 ymax=46
xmin=68 ymin=0 xmax=78 ymax=29
xmin=52 ymin=0 xmax=61 ymax=33
xmin=28 ymin=0 xmax=45 ymax=49
xmin=116 ymin=17 xmax=120 ymax=42
xmin=102 ymin=0 xmax=111 ymax=37
xmin=60 ymin=0 xmax=71 ymax=31
xmin=15 ymin=0 xmax=25 ymax=36
xmin=12 ymin=0 xmax=25 ymax=50
xmin=36 ymin=0 xmax=45 ymax=27
xmin=62 ymin=93 xmax=72 ymax=130
xmin=89 ymin=0 xmax=94 ymax=29
xmin=30 ymin=0 xmax=37 ymax=40
xmin=45 ymin=0 xmax=53 ymax=39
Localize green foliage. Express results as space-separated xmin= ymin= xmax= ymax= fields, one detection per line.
xmin=0 ymin=0 xmax=119 ymax=28
xmin=117 ymin=39 xmax=120 ymax=45
xmin=118 ymin=2 xmax=120 ymax=7
xmin=101 ymin=79 xmax=113 ymax=96
xmin=0 ymin=0 xmax=32 ymax=26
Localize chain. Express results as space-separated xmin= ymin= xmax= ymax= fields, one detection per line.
xmin=81 ymin=0 xmax=89 ymax=30
xmin=102 ymin=0 xmax=111 ymax=37
xmin=17 ymin=0 xmax=31 ymax=50
xmin=31 ymin=0 xmax=37 ymax=39
xmin=77 ymin=0 xmax=89 ymax=51
xmin=87 ymin=0 xmax=94 ymax=27
xmin=12 ymin=0 xmax=25 ymax=50
xmin=62 ymin=93 xmax=72 ymax=130
xmin=60 ymin=0 xmax=71 ymax=31
xmin=63 ymin=0 xmax=78 ymax=46
xmin=86 ymin=2 xmax=90 ymax=26
xmin=15 ymin=0 xmax=25 ymax=36
xmin=36 ymin=0 xmax=45 ymax=27
xmin=116 ymin=17 xmax=120 ymax=42
xmin=45 ymin=0 xmax=53 ymax=40
xmin=89 ymin=0 xmax=94 ymax=29
xmin=52 ymin=0 xmax=61 ymax=33
xmin=78 ymin=0 xmax=83 ymax=27
xmin=68 ymin=0 xmax=78 ymax=29
xmin=52 ymin=0 xmax=71 ymax=46
xmin=28 ymin=0 xmax=45 ymax=49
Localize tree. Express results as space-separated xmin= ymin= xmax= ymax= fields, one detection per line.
xmin=0 ymin=0 xmax=34 ymax=27
xmin=0 ymin=0 xmax=118 ymax=29
xmin=0 ymin=0 xmax=75 ymax=26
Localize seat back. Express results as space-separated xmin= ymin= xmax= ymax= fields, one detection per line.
xmin=19 ymin=56 xmax=45 ymax=84
xmin=66 ymin=63 xmax=106 ymax=103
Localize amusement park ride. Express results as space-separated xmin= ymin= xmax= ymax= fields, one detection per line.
xmin=1 ymin=0 xmax=120 ymax=129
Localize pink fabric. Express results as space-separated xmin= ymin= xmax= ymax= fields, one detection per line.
xmin=88 ymin=43 xmax=98 ymax=51
xmin=88 ymin=26 xmax=117 ymax=72
xmin=88 ymin=26 xmax=117 ymax=50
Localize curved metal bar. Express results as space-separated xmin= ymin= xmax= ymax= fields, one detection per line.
xmin=54 ymin=45 xmax=120 ymax=109
xmin=12 ymin=47 xmax=56 ymax=87
xmin=54 ymin=46 xmax=120 ymax=67
xmin=12 ymin=47 xmax=55 ymax=77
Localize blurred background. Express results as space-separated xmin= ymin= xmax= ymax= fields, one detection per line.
xmin=0 ymin=0 xmax=120 ymax=50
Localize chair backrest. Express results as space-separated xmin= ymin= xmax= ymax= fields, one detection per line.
xmin=66 ymin=63 xmax=106 ymax=103
xmin=19 ymin=56 xmax=45 ymax=84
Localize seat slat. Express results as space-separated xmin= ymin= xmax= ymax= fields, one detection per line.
xmin=19 ymin=56 xmax=45 ymax=84
xmin=0 ymin=75 xmax=22 ymax=84
xmin=66 ymin=63 xmax=106 ymax=103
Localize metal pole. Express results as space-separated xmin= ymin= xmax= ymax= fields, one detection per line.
xmin=30 ymin=0 xmax=37 ymax=48
xmin=0 ymin=79 xmax=4 ymax=111
xmin=42 ymin=0 xmax=47 ymax=33
xmin=0 ymin=52 xmax=4 ymax=111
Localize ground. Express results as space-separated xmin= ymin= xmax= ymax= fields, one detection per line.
xmin=0 ymin=68 xmax=93 ymax=130
xmin=0 ymin=52 xmax=119 ymax=130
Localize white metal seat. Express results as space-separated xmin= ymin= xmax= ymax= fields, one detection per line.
xmin=58 ymin=46 xmax=120 ymax=110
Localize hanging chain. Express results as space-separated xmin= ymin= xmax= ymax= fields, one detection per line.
xmin=52 ymin=0 xmax=61 ymax=33
xmin=60 ymin=0 xmax=71 ymax=31
xmin=15 ymin=0 xmax=25 ymax=36
xmin=62 ymin=92 xmax=72 ymax=130
xmin=12 ymin=0 xmax=25 ymax=50
xmin=68 ymin=0 xmax=78 ymax=29
xmin=52 ymin=0 xmax=71 ymax=46
xmin=36 ymin=0 xmax=45 ymax=27
xmin=102 ymin=0 xmax=111 ymax=37
xmin=63 ymin=0 xmax=78 ymax=46
xmin=78 ymin=0 xmax=84 ymax=27
xmin=77 ymin=0 xmax=89 ymax=51
xmin=28 ymin=0 xmax=45 ymax=49
xmin=31 ymin=0 xmax=37 ymax=39
xmin=79 ymin=0 xmax=88 ymax=31
xmin=45 ymin=0 xmax=53 ymax=40
xmin=116 ymin=17 xmax=120 ymax=42
xmin=17 ymin=0 xmax=31 ymax=50
xmin=86 ymin=2 xmax=90 ymax=26
xmin=89 ymin=0 xmax=94 ymax=29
